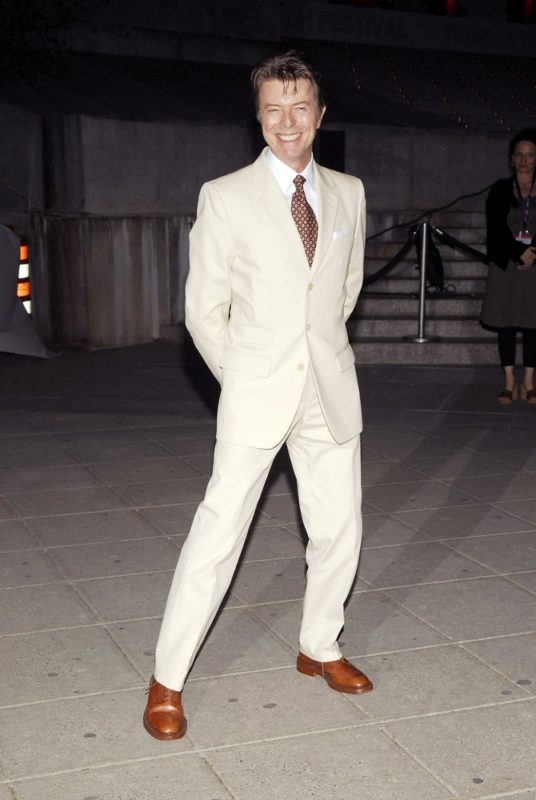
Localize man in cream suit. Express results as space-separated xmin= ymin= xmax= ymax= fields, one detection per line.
xmin=143 ymin=51 xmax=372 ymax=741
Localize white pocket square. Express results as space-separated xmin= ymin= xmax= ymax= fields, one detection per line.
xmin=332 ymin=227 xmax=352 ymax=239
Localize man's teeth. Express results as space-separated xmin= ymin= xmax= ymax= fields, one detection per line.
xmin=279 ymin=134 xmax=300 ymax=141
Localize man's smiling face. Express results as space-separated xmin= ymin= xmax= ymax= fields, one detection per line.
xmin=258 ymin=78 xmax=325 ymax=172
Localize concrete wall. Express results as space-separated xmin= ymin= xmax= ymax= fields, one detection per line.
xmin=26 ymin=115 xmax=257 ymax=347
xmin=43 ymin=114 xmax=508 ymax=216
xmin=1 ymin=106 xmax=511 ymax=349
xmin=80 ymin=118 xmax=256 ymax=215
xmin=0 ymin=102 xmax=43 ymax=233
xmin=342 ymin=125 xmax=506 ymax=221
xmin=32 ymin=214 xmax=192 ymax=347
xmin=41 ymin=115 xmax=255 ymax=216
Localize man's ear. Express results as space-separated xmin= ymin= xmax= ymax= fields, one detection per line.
xmin=317 ymin=106 xmax=327 ymax=129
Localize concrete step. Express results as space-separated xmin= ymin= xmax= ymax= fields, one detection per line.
xmin=367 ymin=209 xmax=487 ymax=238
xmin=365 ymin=243 xmax=487 ymax=264
xmin=361 ymin=276 xmax=486 ymax=294
xmin=355 ymin=293 xmax=483 ymax=316
xmin=365 ymin=259 xmax=488 ymax=282
xmin=433 ymin=226 xmax=486 ymax=245
xmin=356 ymin=209 xmax=492 ymax=363
xmin=364 ymin=260 xmax=489 ymax=279
xmin=431 ymin=211 xmax=487 ymax=228
xmin=351 ymin=338 xmax=498 ymax=365
xmin=350 ymin=316 xmax=493 ymax=338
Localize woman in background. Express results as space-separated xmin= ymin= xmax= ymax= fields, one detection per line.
xmin=481 ymin=127 xmax=536 ymax=404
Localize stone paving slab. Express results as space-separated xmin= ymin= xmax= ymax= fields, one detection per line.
xmin=206 ymin=727 xmax=454 ymax=800
xmin=385 ymin=700 xmax=536 ymax=798
xmin=253 ymin=590 xmax=448 ymax=655
xmin=400 ymin=450 xmax=518 ymax=479
xmin=139 ymin=501 xmax=202 ymax=534
xmin=0 ymin=757 xmax=235 ymax=800
xmin=1 ymin=547 xmax=63 ymax=587
xmin=25 ymin=507 xmax=164 ymax=547
xmin=111 ymin=475 xmax=209 ymax=507
xmin=364 ymin=478 xmax=479 ymax=513
xmin=2 ymin=345 xmax=536 ymax=799
xmin=107 ymin=607 xmax=294 ymax=680
xmin=387 ymin=576 xmax=536 ymax=640
xmin=0 ymin=463 xmax=102 ymax=493
xmin=349 ymin=645 xmax=526 ymax=719
xmin=0 ymin=582 xmax=96 ymax=635
xmin=0 ymin=626 xmax=141 ymax=706
xmin=463 ymin=632 xmax=536 ymax=690
xmin=508 ymin=572 xmax=536 ymax=594
xmin=448 ymin=531 xmax=536 ymax=573
xmin=48 ymin=536 xmax=181 ymax=580
xmin=0 ymin=689 xmax=195 ymax=780
xmin=184 ymin=669 xmax=370 ymax=749
xmin=0 ymin=435 xmax=79 ymax=468
xmin=497 ymin=499 xmax=536 ymax=525
xmin=357 ymin=539 xmax=494 ymax=588
xmin=393 ymin=504 xmax=536 ymax=539
xmin=74 ymin=571 xmax=175 ymax=621
xmin=0 ymin=518 xmax=37 ymax=549
xmin=6 ymin=485 xmax=129 ymax=517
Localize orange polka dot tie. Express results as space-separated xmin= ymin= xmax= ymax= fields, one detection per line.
xmin=291 ymin=175 xmax=318 ymax=267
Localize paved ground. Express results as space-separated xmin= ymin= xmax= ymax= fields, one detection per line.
xmin=1 ymin=341 xmax=536 ymax=800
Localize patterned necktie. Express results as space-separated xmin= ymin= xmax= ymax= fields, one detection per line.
xmin=291 ymin=175 xmax=318 ymax=267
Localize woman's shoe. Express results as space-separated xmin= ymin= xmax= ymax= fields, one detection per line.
xmin=520 ymin=385 xmax=536 ymax=404
xmin=498 ymin=386 xmax=518 ymax=404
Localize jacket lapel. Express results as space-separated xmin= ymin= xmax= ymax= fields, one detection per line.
xmin=250 ymin=150 xmax=308 ymax=264
xmin=249 ymin=150 xmax=340 ymax=273
xmin=311 ymin=162 xmax=338 ymax=273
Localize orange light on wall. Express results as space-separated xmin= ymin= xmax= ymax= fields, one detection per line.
xmin=17 ymin=280 xmax=31 ymax=299
xmin=446 ymin=0 xmax=457 ymax=14
xmin=18 ymin=239 xmax=32 ymax=313
xmin=524 ymin=0 xmax=534 ymax=21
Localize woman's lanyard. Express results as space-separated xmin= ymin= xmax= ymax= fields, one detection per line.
xmin=514 ymin=174 xmax=536 ymax=236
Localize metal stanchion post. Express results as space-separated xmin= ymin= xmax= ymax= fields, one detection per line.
xmin=403 ymin=221 xmax=440 ymax=344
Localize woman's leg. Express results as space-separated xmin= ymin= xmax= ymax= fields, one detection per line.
xmin=521 ymin=328 xmax=536 ymax=399
xmin=497 ymin=328 xmax=517 ymax=397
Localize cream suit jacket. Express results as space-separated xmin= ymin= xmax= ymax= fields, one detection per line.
xmin=185 ymin=147 xmax=366 ymax=449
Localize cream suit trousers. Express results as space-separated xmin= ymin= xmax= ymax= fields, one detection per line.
xmin=154 ymin=369 xmax=362 ymax=692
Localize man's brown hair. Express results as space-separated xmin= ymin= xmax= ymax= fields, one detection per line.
xmin=251 ymin=50 xmax=325 ymax=116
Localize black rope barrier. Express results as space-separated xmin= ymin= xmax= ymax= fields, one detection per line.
xmin=365 ymin=182 xmax=494 ymax=243
xmin=431 ymin=225 xmax=488 ymax=264
xmin=362 ymin=230 xmax=417 ymax=288
xmin=358 ymin=192 xmax=493 ymax=344
xmin=362 ymin=220 xmax=489 ymax=291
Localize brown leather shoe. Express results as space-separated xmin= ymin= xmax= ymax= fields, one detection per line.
xmin=297 ymin=652 xmax=373 ymax=694
xmin=143 ymin=675 xmax=187 ymax=740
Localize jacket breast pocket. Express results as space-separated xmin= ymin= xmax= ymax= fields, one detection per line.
xmin=332 ymin=227 xmax=353 ymax=240
xmin=335 ymin=343 xmax=356 ymax=372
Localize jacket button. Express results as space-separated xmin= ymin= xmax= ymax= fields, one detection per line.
xmin=308 ymin=283 xmax=314 ymax=291
xmin=305 ymin=324 xmax=311 ymax=332
xmin=297 ymin=363 xmax=305 ymax=371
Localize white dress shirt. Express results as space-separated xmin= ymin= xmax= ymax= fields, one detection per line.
xmin=265 ymin=149 xmax=319 ymax=219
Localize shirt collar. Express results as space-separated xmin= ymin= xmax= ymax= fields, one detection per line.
xmin=265 ymin=148 xmax=316 ymax=194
